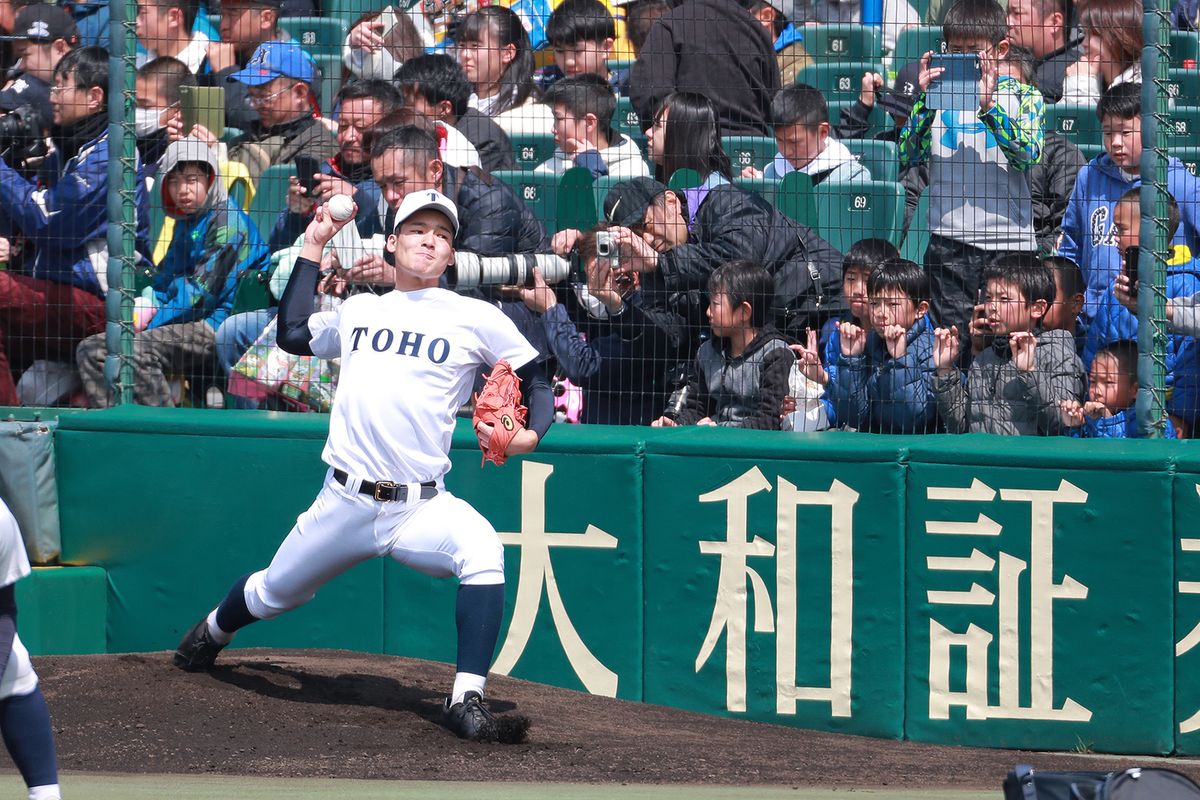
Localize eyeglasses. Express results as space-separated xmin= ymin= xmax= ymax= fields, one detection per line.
xmin=245 ymin=83 xmax=295 ymax=108
xmin=49 ymin=84 xmax=81 ymax=95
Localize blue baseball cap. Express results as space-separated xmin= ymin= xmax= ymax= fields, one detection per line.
xmin=229 ymin=41 xmax=315 ymax=86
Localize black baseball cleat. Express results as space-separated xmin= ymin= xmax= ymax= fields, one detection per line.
xmin=443 ymin=691 xmax=499 ymax=742
xmin=173 ymin=618 xmax=226 ymax=672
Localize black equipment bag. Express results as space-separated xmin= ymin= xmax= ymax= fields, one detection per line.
xmin=1003 ymin=764 xmax=1112 ymax=800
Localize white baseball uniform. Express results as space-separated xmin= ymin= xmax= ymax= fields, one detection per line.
xmin=242 ymin=286 xmax=538 ymax=621
xmin=0 ymin=499 xmax=37 ymax=700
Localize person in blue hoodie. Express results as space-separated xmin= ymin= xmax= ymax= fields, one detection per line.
xmin=1060 ymin=340 xmax=1178 ymax=438
xmin=1084 ymin=188 xmax=1200 ymax=432
xmin=75 ymin=137 xmax=269 ymax=407
xmin=0 ymin=45 xmax=149 ymax=406
xmin=1057 ymin=81 xmax=1200 ymax=327
xmin=826 ymin=257 xmax=940 ymax=433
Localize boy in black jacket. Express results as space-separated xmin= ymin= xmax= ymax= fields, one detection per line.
xmin=652 ymin=260 xmax=795 ymax=429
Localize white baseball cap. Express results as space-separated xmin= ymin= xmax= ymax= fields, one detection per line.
xmin=392 ymin=190 xmax=460 ymax=236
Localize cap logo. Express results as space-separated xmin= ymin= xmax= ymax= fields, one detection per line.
xmin=28 ymin=20 xmax=48 ymax=37
xmin=606 ymin=196 xmax=621 ymax=223
xmin=903 ymin=82 xmax=914 ymax=95
xmin=428 ymin=191 xmax=438 ymax=201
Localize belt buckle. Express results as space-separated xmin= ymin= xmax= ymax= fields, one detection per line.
xmin=373 ymin=480 xmax=398 ymax=501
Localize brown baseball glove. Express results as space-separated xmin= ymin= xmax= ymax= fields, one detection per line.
xmin=472 ymin=360 xmax=527 ymax=466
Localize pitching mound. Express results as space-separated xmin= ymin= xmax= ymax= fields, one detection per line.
xmin=34 ymin=650 xmax=1200 ymax=787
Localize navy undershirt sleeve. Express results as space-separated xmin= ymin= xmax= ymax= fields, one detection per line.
xmin=516 ymin=361 xmax=554 ymax=440
xmin=277 ymin=256 xmax=322 ymax=356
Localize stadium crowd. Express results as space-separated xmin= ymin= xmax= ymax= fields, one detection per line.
xmin=0 ymin=0 xmax=1195 ymax=437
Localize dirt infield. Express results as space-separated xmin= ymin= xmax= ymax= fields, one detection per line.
xmin=34 ymin=650 xmax=1200 ymax=789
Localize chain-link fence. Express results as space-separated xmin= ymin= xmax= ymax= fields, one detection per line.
xmin=0 ymin=0 xmax=1185 ymax=436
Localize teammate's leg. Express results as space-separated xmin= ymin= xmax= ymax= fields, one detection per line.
xmin=176 ymin=479 xmax=384 ymax=670
xmin=0 ymin=636 xmax=60 ymax=800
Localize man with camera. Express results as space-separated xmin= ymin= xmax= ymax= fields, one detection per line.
xmin=0 ymin=5 xmax=77 ymax=152
xmin=0 ymin=46 xmax=149 ymax=406
xmin=348 ymin=124 xmax=546 ymax=287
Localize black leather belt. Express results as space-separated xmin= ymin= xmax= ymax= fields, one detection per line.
xmin=333 ymin=469 xmax=437 ymax=502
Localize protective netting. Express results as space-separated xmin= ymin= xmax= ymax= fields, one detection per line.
xmin=0 ymin=0 xmax=1187 ymax=436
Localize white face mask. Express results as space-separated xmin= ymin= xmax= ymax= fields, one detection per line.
xmin=134 ymin=107 xmax=166 ymax=137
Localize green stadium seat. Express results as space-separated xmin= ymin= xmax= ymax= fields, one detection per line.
xmin=811 ymin=180 xmax=905 ymax=252
xmin=230 ymin=267 xmax=272 ymax=315
xmin=556 ymin=167 xmax=599 ymax=233
xmin=508 ymin=132 xmax=557 ymax=171
xmin=891 ymin=26 xmax=944 ymax=73
xmin=800 ymin=24 xmax=883 ymax=62
xmin=1078 ymin=143 xmax=1105 ymax=162
xmin=279 ymin=17 xmax=349 ymax=60
xmin=842 ymin=138 xmax=899 ymax=182
xmin=312 ymin=54 xmax=344 ymax=117
xmin=591 ymin=174 xmax=626 ymax=217
xmin=775 ymin=171 xmax=817 ymax=229
xmin=795 ymin=61 xmax=887 ymax=106
xmin=1165 ymin=106 xmax=1200 ymax=149
xmin=667 ymin=168 xmax=703 ymax=191
xmin=1171 ymin=30 xmax=1200 ymax=66
xmin=901 ymin=188 xmax=930 ymax=264
xmin=1167 ymin=67 xmax=1200 ymax=107
xmin=606 ymin=58 xmax=635 ymax=73
xmin=1175 ymin=146 xmax=1200 ymax=177
xmin=612 ymin=97 xmax=647 ymax=152
xmin=247 ymin=163 xmax=296 ymax=244
xmin=324 ymin=0 xmax=367 ymax=30
xmin=722 ymin=135 xmax=777 ymax=172
xmin=493 ymin=169 xmax=560 ymax=233
xmin=733 ymin=175 xmax=778 ymax=205
xmin=1044 ymin=103 xmax=1103 ymax=150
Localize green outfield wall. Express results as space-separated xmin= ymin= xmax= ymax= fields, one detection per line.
xmin=35 ymin=407 xmax=1200 ymax=755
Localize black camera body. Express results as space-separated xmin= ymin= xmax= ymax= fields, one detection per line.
xmin=0 ymin=105 xmax=48 ymax=166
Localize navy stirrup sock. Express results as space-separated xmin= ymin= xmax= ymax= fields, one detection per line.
xmin=455 ymin=583 xmax=504 ymax=677
xmin=0 ymin=687 xmax=58 ymax=789
xmin=215 ymin=573 xmax=259 ymax=634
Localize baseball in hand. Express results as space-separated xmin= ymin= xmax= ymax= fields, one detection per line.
xmin=326 ymin=194 xmax=354 ymax=222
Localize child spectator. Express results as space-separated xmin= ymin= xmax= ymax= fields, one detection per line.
xmin=135 ymin=56 xmax=194 ymax=179
xmin=538 ymin=0 xmax=619 ymax=93
xmin=1060 ymin=340 xmax=1178 ymax=438
xmin=76 ymin=138 xmax=270 ymax=406
xmin=135 ymin=0 xmax=210 ymax=74
xmin=536 ymin=74 xmax=649 ymax=178
xmin=1057 ymin=82 xmax=1200 ymax=324
xmin=790 ymin=238 xmax=900 ymax=428
xmin=456 ymin=6 xmax=553 ymax=136
xmin=826 ymin=257 xmax=939 ymax=433
xmin=1042 ymin=255 xmax=1085 ymax=353
xmin=932 ymin=254 xmax=1085 ymax=434
xmin=745 ymin=83 xmax=871 ymax=184
xmin=1087 ymin=188 xmax=1200 ymax=429
xmin=395 ymin=54 xmax=516 ymax=173
xmin=899 ymin=0 xmax=1044 ymax=352
xmin=651 ymin=260 xmax=795 ymax=428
